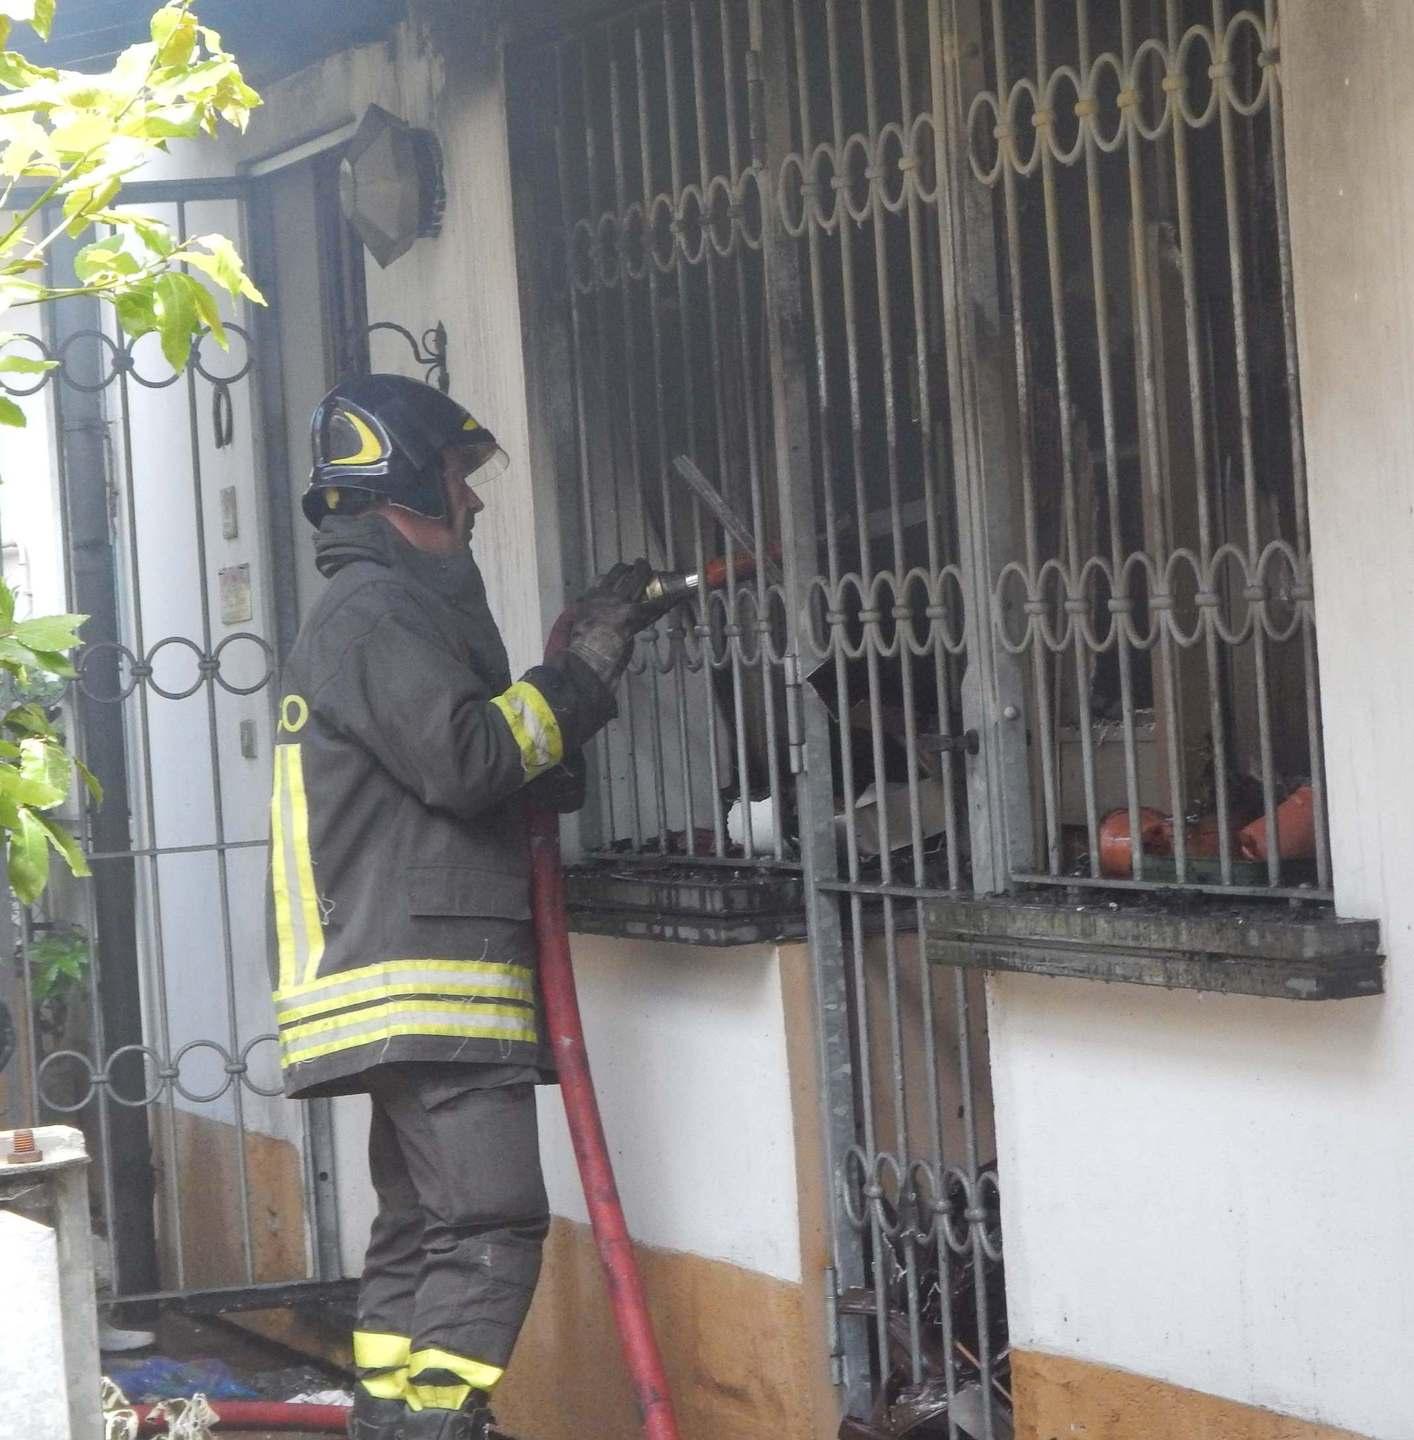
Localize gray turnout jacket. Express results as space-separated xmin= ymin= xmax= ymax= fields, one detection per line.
xmin=267 ymin=514 xmax=606 ymax=1098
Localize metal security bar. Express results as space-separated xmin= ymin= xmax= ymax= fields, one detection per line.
xmin=551 ymin=1 xmax=790 ymax=866
xmin=964 ymin=0 xmax=1324 ymax=897
xmin=764 ymin=2 xmax=1009 ymax=1432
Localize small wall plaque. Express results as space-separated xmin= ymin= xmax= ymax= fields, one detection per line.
xmin=219 ymin=563 xmax=253 ymax=626
xmin=220 ymin=486 xmax=239 ymax=541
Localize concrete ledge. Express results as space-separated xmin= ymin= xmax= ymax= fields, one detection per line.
xmin=924 ymin=895 xmax=1382 ymax=1000
xmin=566 ymin=861 xmax=807 ymax=945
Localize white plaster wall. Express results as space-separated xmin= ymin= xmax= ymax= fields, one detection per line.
xmin=539 ymin=937 xmax=802 ymax=1284
xmin=985 ymin=5 xmax=1414 ymax=1436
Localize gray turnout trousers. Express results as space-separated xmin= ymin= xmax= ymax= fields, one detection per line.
xmin=353 ymin=1064 xmax=550 ymax=1411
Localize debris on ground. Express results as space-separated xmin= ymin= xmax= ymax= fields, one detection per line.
xmin=105 ymin=1356 xmax=260 ymax=1403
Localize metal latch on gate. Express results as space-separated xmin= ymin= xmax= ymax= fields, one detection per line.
xmin=822 ymin=1265 xmax=844 ymax=1387
xmin=783 ymin=652 xmax=806 ymax=775
xmin=917 ymin=729 xmax=980 ymax=759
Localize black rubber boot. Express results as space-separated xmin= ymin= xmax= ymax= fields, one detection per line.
xmin=396 ymin=1395 xmax=493 ymax=1440
xmin=347 ymin=1389 xmax=407 ymax=1440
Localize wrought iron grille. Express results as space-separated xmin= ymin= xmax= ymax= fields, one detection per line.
xmin=518 ymin=0 xmax=1318 ymax=1432
xmin=550 ymin=0 xmax=791 ymax=866
xmin=967 ymin=0 xmax=1323 ymax=898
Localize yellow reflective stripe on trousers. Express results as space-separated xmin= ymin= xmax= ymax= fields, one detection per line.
xmin=353 ymin=1330 xmax=410 ymax=1401
xmin=284 ymin=745 xmax=326 ymax=983
xmin=489 ymin=680 xmax=562 ymax=778
xmin=406 ymin=1346 xmax=504 ymax=1412
xmin=269 ymin=745 xmax=296 ymax=991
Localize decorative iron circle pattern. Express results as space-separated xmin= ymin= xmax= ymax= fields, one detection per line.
xmin=966 ymin=14 xmax=1275 ymax=185
xmin=563 ymin=14 xmax=1278 ymax=291
xmin=992 ymin=541 xmax=1313 ymax=656
xmin=840 ymin=1145 xmax=1004 ymax=1265
xmin=36 ymin=1033 xmax=284 ymax=1112
xmin=8 ymin=325 xmax=256 ymax=395
xmin=74 ymin=632 xmax=275 ymax=704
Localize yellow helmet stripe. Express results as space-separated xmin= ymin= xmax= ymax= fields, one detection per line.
xmin=329 ymin=411 xmax=385 ymax=466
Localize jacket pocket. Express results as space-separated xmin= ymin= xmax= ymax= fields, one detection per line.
xmin=406 ymin=865 xmax=532 ymax=920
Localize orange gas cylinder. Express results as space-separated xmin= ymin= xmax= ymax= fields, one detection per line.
xmin=1098 ymin=807 xmax=1169 ymax=878
xmin=1237 ymin=784 xmax=1316 ymax=862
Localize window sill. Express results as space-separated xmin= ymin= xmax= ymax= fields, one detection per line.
xmin=922 ymin=892 xmax=1383 ymax=1001
xmin=565 ymin=860 xmax=807 ymax=947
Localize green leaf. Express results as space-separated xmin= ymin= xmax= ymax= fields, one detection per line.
xmin=189 ymin=277 xmax=227 ymax=349
xmin=8 ymin=808 xmax=48 ymax=903
xmin=75 ymin=757 xmax=102 ymax=804
xmin=18 ymin=735 xmax=71 ymax=808
xmin=115 ymin=287 xmax=158 ymax=340
xmin=0 ymin=580 xmax=14 ymax=628
xmin=4 ymin=704 xmax=54 ymax=737
xmin=73 ymin=236 xmax=138 ymax=284
xmin=0 ymin=51 xmax=57 ymax=89
xmin=24 ymin=648 xmax=75 ymax=678
xmin=151 ymin=5 xmax=197 ymax=67
xmin=121 ymin=212 xmax=175 ymax=258
xmin=14 ymin=613 xmax=84 ymax=652
xmin=0 ymin=353 xmax=55 ymax=375
xmin=153 ymin=271 xmax=195 ymax=372
xmin=0 ymin=395 xmax=25 ymax=427
xmin=186 ymin=233 xmax=264 ymax=303
xmin=36 ymin=812 xmax=88 ymax=879
xmin=50 ymin=113 xmax=117 ymax=157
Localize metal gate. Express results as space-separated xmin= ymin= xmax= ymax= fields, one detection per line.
xmin=0 ymin=186 xmax=339 ymax=1313
xmin=515 ymin=0 xmax=1311 ymax=1433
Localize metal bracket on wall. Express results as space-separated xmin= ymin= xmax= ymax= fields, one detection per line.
xmin=366 ymin=320 xmax=449 ymax=392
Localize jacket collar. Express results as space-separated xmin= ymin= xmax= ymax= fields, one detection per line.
xmin=314 ymin=513 xmax=489 ymax=614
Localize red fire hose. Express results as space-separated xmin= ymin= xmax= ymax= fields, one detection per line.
xmin=134 ymin=1400 xmax=350 ymax=1433
xmin=527 ymin=610 xmax=682 ymax=1440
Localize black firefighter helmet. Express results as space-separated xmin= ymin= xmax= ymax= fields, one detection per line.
xmin=303 ymin=373 xmax=509 ymax=527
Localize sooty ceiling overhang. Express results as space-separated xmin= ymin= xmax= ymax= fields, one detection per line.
xmin=15 ymin=0 xmax=406 ymax=87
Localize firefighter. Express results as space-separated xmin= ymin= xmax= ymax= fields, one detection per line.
xmin=269 ymin=373 xmax=665 ymax=1440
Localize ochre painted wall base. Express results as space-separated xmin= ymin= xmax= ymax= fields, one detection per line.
xmin=1013 ymin=1351 xmax=1370 ymax=1440
xmin=496 ymin=1216 xmax=833 ymax=1440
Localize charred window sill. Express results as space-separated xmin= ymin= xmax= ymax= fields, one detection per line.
xmin=923 ymin=892 xmax=1383 ymax=1001
xmin=564 ymin=860 xmax=807 ymax=947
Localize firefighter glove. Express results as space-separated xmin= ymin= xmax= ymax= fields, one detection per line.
xmin=565 ymin=558 xmax=675 ymax=691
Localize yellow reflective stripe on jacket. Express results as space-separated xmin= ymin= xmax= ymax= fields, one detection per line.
xmin=273 ymin=958 xmax=534 ymax=1020
xmin=353 ymin=1330 xmax=410 ymax=1401
xmin=269 ymin=744 xmax=326 ymax=989
xmin=269 ymin=745 xmax=295 ymax=991
xmin=489 ymin=680 xmax=562 ymax=778
xmin=406 ymin=1346 xmax=504 ymax=1412
xmin=279 ymin=1003 xmax=538 ymax=1069
xmin=280 ymin=998 xmax=534 ymax=1045
xmin=285 ymin=746 xmax=326 ymax=983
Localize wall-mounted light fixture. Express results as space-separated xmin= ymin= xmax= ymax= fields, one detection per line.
xmin=339 ymin=104 xmax=446 ymax=268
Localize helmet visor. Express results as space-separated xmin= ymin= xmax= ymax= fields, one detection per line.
xmin=460 ymin=440 xmax=510 ymax=490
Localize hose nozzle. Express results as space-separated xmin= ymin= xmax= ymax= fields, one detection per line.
xmin=644 ymin=570 xmax=700 ymax=605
